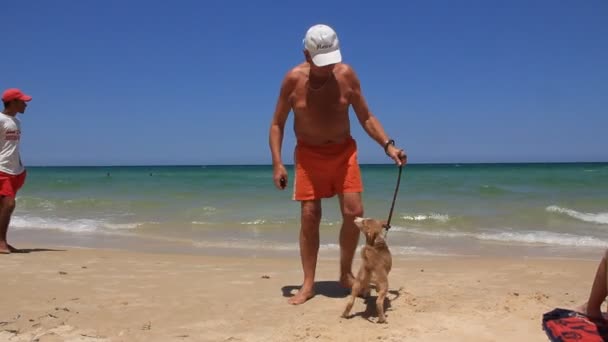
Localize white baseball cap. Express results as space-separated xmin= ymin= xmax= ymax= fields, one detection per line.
xmin=303 ymin=24 xmax=342 ymax=67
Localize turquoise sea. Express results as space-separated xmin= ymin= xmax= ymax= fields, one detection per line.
xmin=10 ymin=163 xmax=608 ymax=258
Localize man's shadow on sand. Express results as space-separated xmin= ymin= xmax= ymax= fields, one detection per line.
xmin=282 ymin=281 xmax=351 ymax=300
xmin=282 ymin=282 xmax=401 ymax=319
xmin=8 ymin=248 xmax=66 ymax=254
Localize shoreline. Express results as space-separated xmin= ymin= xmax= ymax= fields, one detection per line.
xmin=9 ymin=228 xmax=606 ymax=262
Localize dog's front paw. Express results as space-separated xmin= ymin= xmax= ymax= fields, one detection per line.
xmin=377 ymin=318 xmax=387 ymax=324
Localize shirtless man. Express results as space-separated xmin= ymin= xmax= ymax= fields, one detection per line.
xmin=269 ymin=24 xmax=406 ymax=305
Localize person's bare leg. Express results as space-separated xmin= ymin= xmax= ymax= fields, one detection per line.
xmin=584 ymin=249 xmax=608 ymax=319
xmin=288 ymin=199 xmax=322 ymax=305
xmin=0 ymin=196 xmax=16 ymax=254
xmin=338 ymin=193 xmax=363 ymax=288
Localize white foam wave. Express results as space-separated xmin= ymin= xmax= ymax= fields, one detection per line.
xmin=241 ymin=219 xmax=266 ymax=225
xmin=547 ymin=206 xmax=608 ymax=225
xmin=11 ymin=215 xmax=145 ymax=233
xmin=322 ymin=244 xmax=446 ymax=256
xmin=390 ymin=226 xmax=465 ymax=238
xmin=321 ymin=219 xmax=340 ymax=226
xmin=194 ymin=219 xmax=290 ymax=226
xmin=192 ymin=221 xmax=210 ymax=225
xmin=103 ymin=223 xmax=142 ymax=230
xmin=192 ymin=240 xmax=298 ymax=250
xmin=191 ymin=240 xmax=446 ymax=256
xmin=204 ymin=218 xmax=351 ymax=227
xmin=192 ymin=240 xmax=341 ymax=251
xmin=476 ymin=231 xmax=608 ymax=248
xmin=401 ymin=213 xmax=450 ymax=223
xmin=390 ymin=226 xmax=608 ymax=248
xmin=320 ymin=243 xmax=340 ymax=251
xmin=18 ymin=198 xmax=58 ymax=211
xmin=390 ymin=246 xmax=453 ymax=256
xmin=39 ymin=200 xmax=57 ymax=211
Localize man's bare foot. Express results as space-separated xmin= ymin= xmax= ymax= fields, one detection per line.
xmin=339 ymin=273 xmax=355 ymax=289
xmin=0 ymin=242 xmax=10 ymax=254
xmin=288 ymin=287 xmax=315 ymax=305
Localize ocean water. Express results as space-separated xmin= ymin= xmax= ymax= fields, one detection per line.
xmin=10 ymin=163 xmax=608 ymax=258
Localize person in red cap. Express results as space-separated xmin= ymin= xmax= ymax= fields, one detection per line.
xmin=0 ymin=88 xmax=32 ymax=254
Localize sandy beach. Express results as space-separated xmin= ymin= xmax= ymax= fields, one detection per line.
xmin=0 ymin=244 xmax=600 ymax=342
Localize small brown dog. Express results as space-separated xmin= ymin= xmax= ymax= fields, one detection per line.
xmin=342 ymin=216 xmax=393 ymax=323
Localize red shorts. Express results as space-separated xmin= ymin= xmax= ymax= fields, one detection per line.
xmin=0 ymin=170 xmax=27 ymax=197
xmin=293 ymin=137 xmax=363 ymax=201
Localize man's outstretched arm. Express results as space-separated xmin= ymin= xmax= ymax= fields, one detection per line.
xmin=347 ymin=66 xmax=406 ymax=165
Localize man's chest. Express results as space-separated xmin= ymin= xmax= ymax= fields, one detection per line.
xmin=291 ymin=83 xmax=350 ymax=114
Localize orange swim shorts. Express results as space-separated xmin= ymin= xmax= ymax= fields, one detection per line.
xmin=293 ymin=137 xmax=363 ymax=201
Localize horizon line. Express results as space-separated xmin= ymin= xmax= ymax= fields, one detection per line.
xmin=24 ymin=160 xmax=608 ymax=168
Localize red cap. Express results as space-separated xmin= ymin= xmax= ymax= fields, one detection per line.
xmin=2 ymin=88 xmax=32 ymax=102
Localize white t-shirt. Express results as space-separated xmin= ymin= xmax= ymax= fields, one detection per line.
xmin=0 ymin=112 xmax=25 ymax=175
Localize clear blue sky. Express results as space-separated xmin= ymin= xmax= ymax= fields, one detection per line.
xmin=3 ymin=0 xmax=607 ymax=166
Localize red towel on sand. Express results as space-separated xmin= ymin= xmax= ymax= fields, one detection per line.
xmin=543 ymin=308 xmax=608 ymax=342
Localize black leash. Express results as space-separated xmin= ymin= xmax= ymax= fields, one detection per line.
xmin=384 ymin=164 xmax=404 ymax=238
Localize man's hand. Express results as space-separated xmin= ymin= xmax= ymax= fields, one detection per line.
xmin=386 ymin=145 xmax=407 ymax=166
xmin=273 ymin=164 xmax=289 ymax=190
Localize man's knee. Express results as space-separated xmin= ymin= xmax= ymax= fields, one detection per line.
xmin=301 ymin=201 xmax=322 ymax=225
xmin=342 ymin=204 xmax=363 ymax=219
